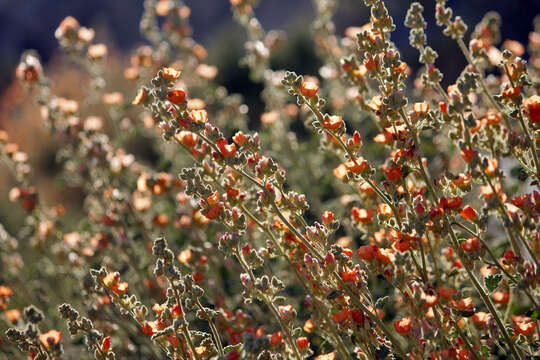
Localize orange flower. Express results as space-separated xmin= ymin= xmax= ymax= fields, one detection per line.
xmin=203 ymin=203 xmax=223 ymax=220
xmin=216 ymin=138 xmax=236 ymax=158
xmin=351 ymin=207 xmax=374 ymax=223
xmin=162 ymin=67 xmax=182 ymax=80
xmin=102 ymin=336 xmax=111 ymax=352
xmin=356 ymin=244 xmax=377 ymax=260
xmin=233 ymin=131 xmax=246 ymax=145
xmin=270 ymin=331 xmax=282 ymax=346
xmin=460 ymin=147 xmax=475 ymax=163
xmin=502 ymin=85 xmax=521 ymax=98
xmin=300 ymin=81 xmax=319 ymax=98
xmin=358 ymin=181 xmax=375 ymax=194
xmin=452 ymin=173 xmax=472 ymax=188
xmin=421 ymin=293 xmax=439 ymax=308
xmin=5 ymin=309 xmax=21 ymax=324
xmin=393 ymin=317 xmax=412 ymax=334
xmin=484 ymin=112 xmax=501 ymax=125
xmin=492 ymin=291 xmax=510 ymax=305
xmin=523 ymin=95 xmax=540 ymax=123
xmin=457 ymin=297 xmax=474 ymax=312
xmin=344 ymin=157 xmax=369 ymax=174
xmin=394 ymin=238 xmax=411 ymax=252
xmin=484 ymin=158 xmax=498 ymax=176
xmin=141 ymin=322 xmax=155 ymax=336
xmin=439 ymin=196 xmax=462 ymax=210
xmin=88 ymin=44 xmax=108 ymax=59
xmin=103 ymin=272 xmax=129 ymax=294
xmin=437 ymin=287 xmax=457 ymax=300
xmin=39 ymin=330 xmax=62 ymax=348
xmin=412 ymin=101 xmax=429 ymax=116
xmin=314 ymin=352 xmax=336 ymax=360
xmin=175 ymin=130 xmax=199 ymax=148
xmin=321 ymin=115 xmax=343 ymax=130
xmin=471 ymin=312 xmax=490 ymax=327
xmin=296 ymin=336 xmax=309 ymax=350
xmin=512 ymin=315 xmax=536 ymax=336
xmin=195 ymin=346 xmax=207 ymax=356
xmin=303 ymin=319 xmax=315 ymax=333
xmin=192 ymin=272 xmax=204 ymax=282
xmin=368 ymin=95 xmax=383 ymax=111
xmin=167 ymin=89 xmax=186 ymax=104
xmin=460 ymin=206 xmax=478 ymax=221
xmin=377 ymin=203 xmax=393 ymax=217
xmin=384 ymin=167 xmax=402 ymax=182
xmin=331 ymin=309 xmax=350 ymax=323
xmin=132 ymin=88 xmax=148 ymax=105
xmin=0 ymin=286 xmax=12 ymax=297
xmin=460 ymin=237 xmax=480 ymax=252
xmin=376 ymin=247 xmax=395 ymax=263
xmin=190 ymin=109 xmax=208 ymax=123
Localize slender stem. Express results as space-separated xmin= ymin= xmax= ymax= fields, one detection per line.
xmin=451 ymin=221 xmax=540 ymax=312
xmin=231 ymin=169 xmax=407 ymax=358
xmin=396 ymin=106 xmax=523 ymax=360
xmin=239 ymin=204 xmax=352 ymax=360
xmin=445 ymin=219 xmax=523 ymax=360
xmin=175 ymin=136 xmax=351 ymax=359
xmin=455 ymin=37 xmax=512 ymax=129
xmin=234 ymin=248 xmax=302 ymax=360
xmin=167 ymin=277 xmax=201 ymax=360
xmin=194 ymin=298 xmax=224 ymax=357
xmin=453 ymin=323 xmax=479 ymax=360
xmin=516 ymin=111 xmax=540 ymax=182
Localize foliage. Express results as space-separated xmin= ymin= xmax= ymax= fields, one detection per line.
xmin=1 ymin=0 xmax=540 ymax=359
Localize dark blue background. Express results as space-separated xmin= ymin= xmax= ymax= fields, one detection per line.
xmin=1 ymin=0 xmax=539 ymax=91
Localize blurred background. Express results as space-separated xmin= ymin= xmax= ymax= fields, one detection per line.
xmin=1 ymin=0 xmax=539 ymax=231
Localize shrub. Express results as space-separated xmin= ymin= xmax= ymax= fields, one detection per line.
xmin=1 ymin=0 xmax=540 ymax=359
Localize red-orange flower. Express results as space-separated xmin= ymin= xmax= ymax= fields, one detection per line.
xmin=314 ymin=352 xmax=336 ymax=360
xmin=296 ymin=336 xmax=309 ymax=350
xmin=356 ymin=244 xmax=377 ymax=261
xmin=460 ymin=205 xmax=478 ymax=221
xmin=384 ymin=167 xmax=402 ymax=182
xmin=460 ymin=237 xmax=480 ymax=252
xmin=412 ymin=101 xmax=429 ymax=116
xmin=300 ymin=81 xmax=318 ymax=98
xmin=351 ymin=207 xmax=374 ymax=223
xmin=216 ymin=138 xmax=237 ymax=158
xmin=457 ymin=297 xmax=474 ymax=312
xmin=167 ymin=89 xmax=186 ymax=104
xmin=102 ymin=336 xmax=111 ymax=352
xmin=175 ymin=130 xmax=199 ymax=148
xmin=162 ymin=67 xmax=182 ymax=80
xmin=523 ymin=95 xmax=540 ymax=123
xmin=492 ymin=291 xmax=510 ymax=305
xmin=344 ymin=157 xmax=369 ymax=174
xmin=0 ymin=286 xmax=12 ymax=297
xmin=132 ymin=88 xmax=147 ymax=105
xmin=393 ymin=317 xmax=412 ymax=334
xmin=512 ymin=315 xmax=536 ymax=336
xmin=321 ymin=115 xmax=343 ymax=130
xmin=39 ymin=330 xmax=62 ymax=348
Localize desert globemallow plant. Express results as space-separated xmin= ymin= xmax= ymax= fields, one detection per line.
xmin=1 ymin=0 xmax=540 ymax=359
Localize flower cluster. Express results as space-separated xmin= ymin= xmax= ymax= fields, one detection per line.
xmin=1 ymin=0 xmax=540 ymax=359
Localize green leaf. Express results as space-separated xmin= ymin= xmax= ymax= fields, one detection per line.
xmin=484 ymin=274 xmax=503 ymax=293
xmin=224 ymin=343 xmax=243 ymax=354
xmin=481 ymin=345 xmax=490 ymax=357
xmin=375 ymin=296 xmax=389 ymax=309
xmin=447 ymin=268 xmax=459 ymax=278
